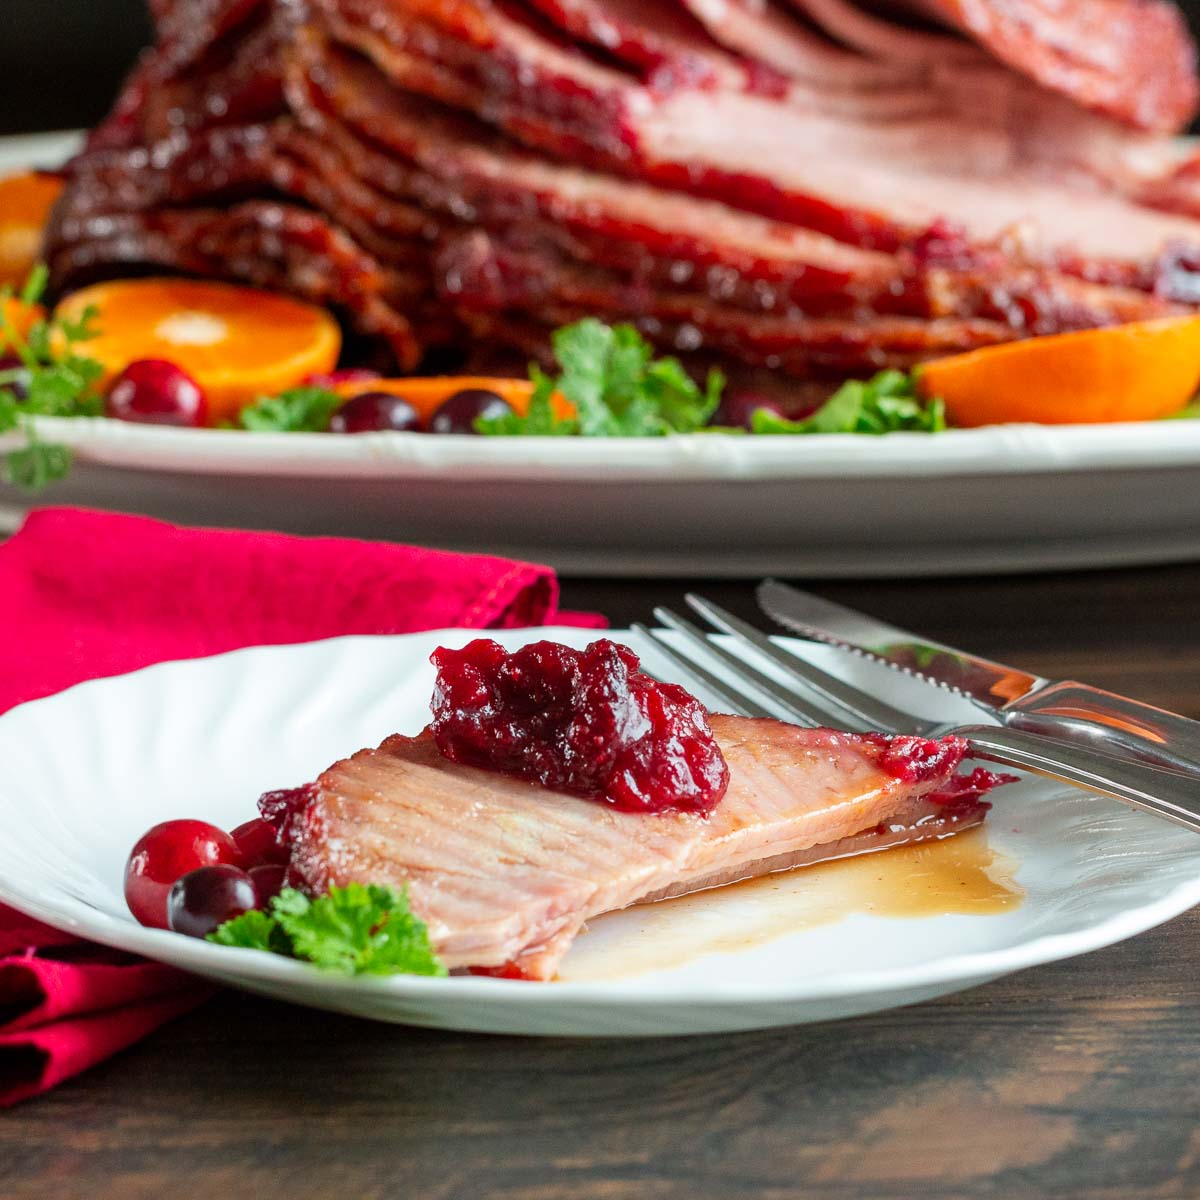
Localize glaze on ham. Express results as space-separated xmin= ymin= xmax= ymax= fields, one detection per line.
xmin=46 ymin=0 xmax=1200 ymax=399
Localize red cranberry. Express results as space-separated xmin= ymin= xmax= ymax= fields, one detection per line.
xmin=301 ymin=367 xmax=381 ymax=390
xmin=167 ymin=865 xmax=257 ymax=938
xmin=106 ymin=359 xmax=208 ymax=427
xmin=124 ymin=820 xmax=242 ymax=929
xmin=249 ymin=863 xmax=286 ymax=906
xmin=430 ymin=638 xmax=730 ymax=815
xmin=329 ymin=390 xmax=422 ymax=433
xmin=230 ymin=817 xmax=288 ymax=867
xmin=428 ymin=388 xmax=513 ymax=434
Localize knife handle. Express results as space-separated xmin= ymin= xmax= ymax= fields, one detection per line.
xmin=959 ymin=725 xmax=1200 ymax=835
xmin=1010 ymin=681 xmax=1200 ymax=776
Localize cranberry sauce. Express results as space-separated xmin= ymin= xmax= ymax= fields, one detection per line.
xmin=860 ymin=732 xmax=969 ymax=784
xmin=926 ymin=767 xmax=1021 ymax=819
xmin=429 ymin=638 xmax=730 ymax=815
xmin=863 ymin=733 xmax=1018 ymax=820
xmin=257 ymin=783 xmax=316 ymax=851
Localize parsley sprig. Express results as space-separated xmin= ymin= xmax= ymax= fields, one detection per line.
xmin=0 ymin=265 xmax=104 ymax=489
xmin=750 ymin=369 xmax=946 ymax=435
xmin=209 ymin=882 xmax=447 ymax=978
xmin=478 ymin=318 xmax=723 ymax=437
xmin=237 ymin=385 xmax=342 ymax=432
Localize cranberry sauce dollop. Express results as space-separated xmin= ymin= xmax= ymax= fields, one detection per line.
xmin=429 ymin=638 xmax=731 ymax=815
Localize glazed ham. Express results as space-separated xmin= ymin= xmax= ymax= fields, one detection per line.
xmin=45 ymin=0 xmax=1200 ymax=401
xmin=268 ymin=715 xmax=1002 ymax=978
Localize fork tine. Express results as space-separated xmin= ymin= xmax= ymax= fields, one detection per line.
xmin=650 ymin=609 xmax=829 ymax=727
xmin=684 ymin=593 xmax=918 ymax=734
xmin=631 ymin=623 xmax=773 ymax=719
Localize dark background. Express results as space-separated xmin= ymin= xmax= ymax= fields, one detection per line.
xmin=4 ymin=0 xmax=1200 ymax=135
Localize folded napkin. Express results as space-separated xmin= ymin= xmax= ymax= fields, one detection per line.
xmin=0 ymin=506 xmax=602 ymax=1106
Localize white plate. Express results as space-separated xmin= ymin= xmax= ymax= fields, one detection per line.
xmin=6 ymin=131 xmax=1200 ymax=576
xmin=1 ymin=625 xmax=1198 ymax=1036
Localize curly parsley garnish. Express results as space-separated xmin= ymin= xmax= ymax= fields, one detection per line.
xmin=237 ymin=385 xmax=343 ymax=432
xmin=478 ymin=318 xmax=723 ymax=437
xmin=0 ymin=265 xmax=104 ymax=489
xmin=209 ymin=882 xmax=447 ymax=978
xmin=751 ymin=369 xmax=946 ymax=435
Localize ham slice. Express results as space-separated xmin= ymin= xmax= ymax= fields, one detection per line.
xmin=46 ymin=199 xmax=424 ymax=367
xmin=274 ymin=715 xmax=1000 ymax=979
xmin=312 ymin=0 xmax=1200 ymax=264
xmin=888 ymin=0 xmax=1200 ymax=133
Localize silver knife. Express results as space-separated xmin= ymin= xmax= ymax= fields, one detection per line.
xmin=757 ymin=579 xmax=1200 ymax=777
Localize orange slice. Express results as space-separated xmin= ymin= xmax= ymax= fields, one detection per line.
xmin=53 ymin=278 xmax=342 ymax=423
xmin=0 ymin=173 xmax=63 ymax=288
xmin=0 ymin=297 xmax=46 ymax=354
xmin=335 ymin=376 xmax=574 ymax=424
xmin=917 ymin=316 xmax=1200 ymax=426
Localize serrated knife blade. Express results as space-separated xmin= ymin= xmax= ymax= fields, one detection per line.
xmin=757 ymin=579 xmax=1200 ymax=776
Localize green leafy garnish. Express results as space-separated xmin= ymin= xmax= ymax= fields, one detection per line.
xmin=208 ymin=883 xmax=447 ymax=978
xmin=1163 ymin=400 xmax=1200 ymax=420
xmin=751 ymin=369 xmax=945 ymax=435
xmin=237 ymin=385 xmax=342 ymax=432
xmin=0 ymin=265 xmax=105 ymax=490
xmin=207 ymin=908 xmax=291 ymax=954
xmin=478 ymin=318 xmax=723 ymax=436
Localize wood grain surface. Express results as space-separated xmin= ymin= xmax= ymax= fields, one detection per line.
xmin=3 ymin=565 xmax=1200 ymax=1199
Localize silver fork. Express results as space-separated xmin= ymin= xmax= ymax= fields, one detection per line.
xmin=633 ymin=597 xmax=1200 ymax=836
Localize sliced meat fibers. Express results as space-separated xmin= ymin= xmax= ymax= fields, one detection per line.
xmin=45 ymin=0 xmax=1200 ymax=391
xmin=276 ymin=715 xmax=997 ymax=978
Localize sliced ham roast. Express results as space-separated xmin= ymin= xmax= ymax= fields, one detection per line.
xmin=889 ymin=0 xmax=1200 ymax=132
xmin=270 ymin=715 xmax=1001 ymax=978
xmin=45 ymin=0 xmax=1200 ymax=397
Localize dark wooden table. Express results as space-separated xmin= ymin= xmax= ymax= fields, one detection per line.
xmin=3 ymin=565 xmax=1200 ymax=1199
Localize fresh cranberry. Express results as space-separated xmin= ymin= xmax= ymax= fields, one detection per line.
xmin=106 ymin=359 xmax=207 ymax=427
xmin=249 ymin=863 xmax=286 ymax=906
xmin=124 ymin=819 xmax=242 ymax=929
xmin=710 ymin=392 xmax=784 ymax=429
xmin=329 ymin=390 xmax=422 ymax=433
xmin=429 ymin=638 xmax=730 ymax=815
xmin=167 ymin=865 xmax=257 ymax=938
xmin=428 ymin=388 xmax=513 ymax=434
xmin=230 ymin=817 xmax=288 ymax=867
xmin=301 ymin=367 xmax=381 ymax=390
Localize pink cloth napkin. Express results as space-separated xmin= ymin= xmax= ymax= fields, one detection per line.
xmin=0 ymin=507 xmax=603 ymax=1106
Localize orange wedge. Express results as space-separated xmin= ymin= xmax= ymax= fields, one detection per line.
xmin=0 ymin=172 xmax=63 ymax=288
xmin=335 ymin=376 xmax=574 ymax=424
xmin=0 ymin=296 xmax=46 ymax=354
xmin=917 ymin=316 xmax=1200 ymax=427
xmin=53 ymin=278 xmax=342 ymax=423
